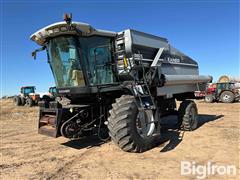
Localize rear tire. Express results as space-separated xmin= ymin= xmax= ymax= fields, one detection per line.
xmin=13 ymin=96 xmax=21 ymax=106
xmin=108 ymin=95 xmax=156 ymax=153
xmin=178 ymin=100 xmax=198 ymax=131
xmin=204 ymin=95 xmax=214 ymax=103
xmin=220 ymin=91 xmax=234 ymax=103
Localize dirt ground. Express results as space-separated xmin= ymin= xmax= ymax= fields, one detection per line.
xmin=0 ymin=99 xmax=239 ymax=179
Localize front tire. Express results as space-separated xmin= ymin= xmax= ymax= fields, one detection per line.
xmin=108 ymin=95 xmax=156 ymax=153
xmin=26 ymin=98 xmax=34 ymax=107
xmin=178 ymin=100 xmax=198 ymax=131
xmin=204 ymin=95 xmax=214 ymax=103
xmin=42 ymin=95 xmax=51 ymax=102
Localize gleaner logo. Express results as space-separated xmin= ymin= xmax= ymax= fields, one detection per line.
xmin=166 ymin=57 xmax=181 ymax=63
xmin=59 ymin=89 xmax=70 ymax=93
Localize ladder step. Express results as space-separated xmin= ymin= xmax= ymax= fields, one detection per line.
xmin=116 ymin=37 xmax=124 ymax=41
xmin=116 ymin=40 xmax=124 ymax=44
xmin=115 ymin=50 xmax=125 ymax=54
xmin=139 ymin=95 xmax=151 ymax=98
xmin=138 ymin=106 xmax=156 ymax=111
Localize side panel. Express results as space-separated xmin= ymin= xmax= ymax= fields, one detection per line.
xmin=124 ymin=29 xmax=168 ymax=58
xmin=157 ymin=84 xmax=206 ymax=97
xmin=161 ymin=63 xmax=199 ymax=75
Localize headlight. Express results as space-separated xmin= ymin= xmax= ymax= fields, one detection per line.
xmin=60 ymin=26 xmax=67 ymax=31
xmin=48 ymin=29 xmax=54 ymax=34
xmin=53 ymin=28 xmax=60 ymax=33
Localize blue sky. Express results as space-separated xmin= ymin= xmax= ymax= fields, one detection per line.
xmin=1 ymin=0 xmax=239 ymax=96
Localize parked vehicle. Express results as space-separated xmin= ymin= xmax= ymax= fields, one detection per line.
xmin=13 ymin=86 xmax=40 ymax=107
xmin=205 ymin=82 xmax=240 ymax=103
xmin=30 ymin=14 xmax=211 ymax=152
xmin=194 ymin=90 xmax=206 ymax=99
xmin=42 ymin=87 xmax=57 ymax=101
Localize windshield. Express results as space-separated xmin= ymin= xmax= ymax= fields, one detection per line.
xmin=49 ymin=87 xmax=57 ymax=93
xmin=48 ymin=36 xmax=114 ymax=88
xmin=48 ymin=36 xmax=85 ymax=87
xmin=22 ymin=87 xmax=34 ymax=94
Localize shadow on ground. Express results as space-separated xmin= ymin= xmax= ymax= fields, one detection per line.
xmin=61 ymin=114 xmax=223 ymax=152
xmin=159 ymin=114 xmax=224 ymax=152
xmin=61 ymin=135 xmax=105 ymax=150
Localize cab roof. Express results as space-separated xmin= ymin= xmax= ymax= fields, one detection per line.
xmin=21 ymin=86 xmax=35 ymax=88
xmin=30 ymin=21 xmax=116 ymax=46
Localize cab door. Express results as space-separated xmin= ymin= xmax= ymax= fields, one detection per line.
xmin=91 ymin=46 xmax=114 ymax=85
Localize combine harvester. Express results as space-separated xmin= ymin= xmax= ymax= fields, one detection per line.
xmin=30 ymin=14 xmax=211 ymax=152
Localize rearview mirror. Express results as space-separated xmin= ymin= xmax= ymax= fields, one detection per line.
xmin=31 ymin=46 xmax=46 ymax=60
xmin=32 ymin=51 xmax=36 ymax=59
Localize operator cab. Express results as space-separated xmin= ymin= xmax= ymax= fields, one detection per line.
xmin=49 ymin=86 xmax=57 ymax=96
xmin=30 ymin=15 xmax=117 ymax=96
xmin=49 ymin=86 xmax=57 ymax=93
xmin=21 ymin=86 xmax=35 ymax=95
xmin=216 ymin=82 xmax=235 ymax=89
xmin=48 ymin=35 xmax=114 ymax=87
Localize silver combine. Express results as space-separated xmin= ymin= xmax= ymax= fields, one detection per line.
xmin=30 ymin=14 xmax=212 ymax=152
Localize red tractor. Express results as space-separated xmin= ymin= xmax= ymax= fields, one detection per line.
xmin=204 ymin=82 xmax=240 ymax=103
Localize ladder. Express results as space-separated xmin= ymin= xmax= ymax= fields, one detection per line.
xmin=132 ymin=51 xmax=156 ymax=110
xmin=115 ymin=33 xmax=126 ymax=70
xmin=114 ymin=33 xmax=158 ymax=110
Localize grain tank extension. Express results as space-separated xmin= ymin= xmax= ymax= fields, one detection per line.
xmin=30 ymin=14 xmax=212 ymax=152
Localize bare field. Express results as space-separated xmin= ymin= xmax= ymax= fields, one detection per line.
xmin=0 ymin=99 xmax=239 ymax=179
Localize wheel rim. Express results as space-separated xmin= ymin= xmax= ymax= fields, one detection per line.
xmin=26 ymin=99 xmax=30 ymax=106
xmin=223 ymin=94 xmax=230 ymax=101
xmin=136 ymin=110 xmax=154 ymax=137
xmin=189 ymin=107 xmax=197 ymax=127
